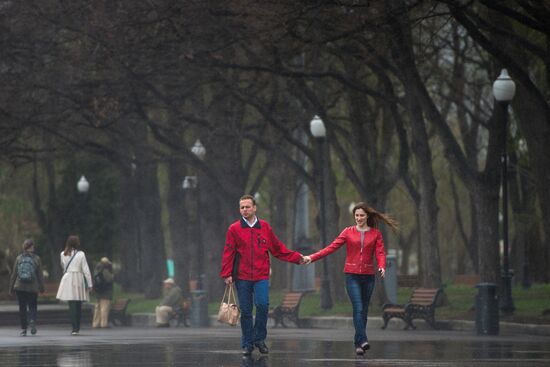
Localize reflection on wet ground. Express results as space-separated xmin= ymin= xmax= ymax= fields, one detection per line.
xmin=2 ymin=338 xmax=550 ymax=367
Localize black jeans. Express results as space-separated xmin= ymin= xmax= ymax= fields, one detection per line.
xmin=15 ymin=291 xmax=38 ymax=330
xmin=68 ymin=301 xmax=82 ymax=332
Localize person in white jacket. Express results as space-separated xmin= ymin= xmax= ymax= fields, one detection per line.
xmin=56 ymin=235 xmax=93 ymax=335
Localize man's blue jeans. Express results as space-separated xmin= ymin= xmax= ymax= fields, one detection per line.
xmin=235 ymin=279 xmax=269 ymax=348
xmin=345 ymin=274 xmax=376 ymax=347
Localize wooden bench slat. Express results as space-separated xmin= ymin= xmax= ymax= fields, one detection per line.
xmin=268 ymin=292 xmax=307 ymax=328
xmin=109 ymin=299 xmax=131 ymax=326
xmin=381 ymin=287 xmax=442 ymax=330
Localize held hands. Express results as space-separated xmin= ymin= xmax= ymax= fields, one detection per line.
xmin=299 ymin=255 xmax=312 ymax=265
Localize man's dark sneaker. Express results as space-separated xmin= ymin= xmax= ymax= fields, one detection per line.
xmin=242 ymin=346 xmax=254 ymax=356
xmin=255 ymin=342 xmax=269 ymax=354
xmin=30 ymin=321 xmax=37 ymax=335
xmin=361 ymin=341 xmax=370 ymax=351
xmin=20 ymin=329 xmax=27 ymax=337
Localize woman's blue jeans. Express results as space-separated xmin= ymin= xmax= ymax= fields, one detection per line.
xmin=235 ymin=279 xmax=269 ymax=348
xmin=345 ymin=274 xmax=375 ymax=347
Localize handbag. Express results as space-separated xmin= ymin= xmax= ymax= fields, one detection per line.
xmin=217 ymin=284 xmax=240 ymax=326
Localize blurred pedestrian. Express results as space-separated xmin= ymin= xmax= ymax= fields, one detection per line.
xmin=56 ymin=235 xmax=93 ymax=336
xmin=303 ymin=202 xmax=398 ymax=355
xmin=92 ymin=257 xmax=114 ymax=328
xmin=155 ymin=278 xmax=183 ymax=327
xmin=220 ymin=194 xmax=306 ymax=356
xmin=8 ymin=239 xmax=45 ymax=336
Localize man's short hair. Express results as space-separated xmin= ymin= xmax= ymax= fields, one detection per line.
xmin=239 ymin=194 xmax=256 ymax=205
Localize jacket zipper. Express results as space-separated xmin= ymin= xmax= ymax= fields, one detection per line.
xmin=360 ymin=230 xmax=364 ymax=271
xmin=250 ymin=228 xmax=255 ymax=279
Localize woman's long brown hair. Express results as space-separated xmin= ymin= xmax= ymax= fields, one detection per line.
xmin=63 ymin=235 xmax=81 ymax=256
xmin=352 ymin=202 xmax=399 ymax=231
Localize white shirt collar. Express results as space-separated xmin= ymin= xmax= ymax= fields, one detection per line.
xmin=243 ymin=216 xmax=258 ymax=228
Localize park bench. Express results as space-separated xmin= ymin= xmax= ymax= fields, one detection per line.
xmin=109 ymin=298 xmax=131 ymax=326
xmin=381 ymin=288 xmax=442 ymax=330
xmin=453 ymin=274 xmax=480 ymax=287
xmin=169 ymin=298 xmax=190 ymax=327
xmin=40 ymin=282 xmax=59 ymax=302
xmin=268 ymin=292 xmax=306 ymax=328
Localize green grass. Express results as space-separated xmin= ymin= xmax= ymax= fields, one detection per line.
xmin=109 ymin=283 xmax=550 ymax=324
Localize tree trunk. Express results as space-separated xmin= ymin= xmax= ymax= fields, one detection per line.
xmin=134 ymin=159 xmax=166 ymax=299
xmin=508 ymin=148 xmax=539 ymax=287
xmin=511 ymin=86 xmax=550 ymax=282
xmin=268 ymin=157 xmax=294 ymax=290
xmin=388 ymin=4 xmax=442 ymax=287
xmin=116 ymin=167 xmax=140 ymax=292
xmin=407 ymin=102 xmax=442 ymax=288
xmin=31 ymin=154 xmax=64 ymax=281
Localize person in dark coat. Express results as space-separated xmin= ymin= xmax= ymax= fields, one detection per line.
xmin=92 ymin=257 xmax=114 ymax=328
xmin=8 ymin=239 xmax=45 ymax=336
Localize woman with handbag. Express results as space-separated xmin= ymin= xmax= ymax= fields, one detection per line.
xmin=56 ymin=235 xmax=93 ymax=335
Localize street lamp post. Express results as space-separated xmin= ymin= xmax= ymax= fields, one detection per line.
xmin=310 ymin=115 xmax=333 ymax=310
xmin=191 ymin=139 xmax=206 ymax=290
xmin=493 ymin=69 xmax=516 ymax=314
xmin=184 ymin=139 xmax=209 ymax=327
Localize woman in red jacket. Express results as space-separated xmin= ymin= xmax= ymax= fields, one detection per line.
xmin=304 ymin=202 xmax=398 ymax=355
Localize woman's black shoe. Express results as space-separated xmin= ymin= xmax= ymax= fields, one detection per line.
xmin=361 ymin=342 xmax=370 ymax=351
xmin=20 ymin=330 xmax=27 ymax=337
xmin=255 ymin=342 xmax=269 ymax=354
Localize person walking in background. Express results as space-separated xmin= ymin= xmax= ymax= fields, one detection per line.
xmin=155 ymin=278 xmax=183 ymax=327
xmin=92 ymin=257 xmax=114 ymax=328
xmin=56 ymin=235 xmax=93 ymax=336
xmin=220 ymin=194 xmax=306 ymax=356
xmin=8 ymin=239 xmax=45 ymax=336
xmin=303 ymin=202 xmax=398 ymax=356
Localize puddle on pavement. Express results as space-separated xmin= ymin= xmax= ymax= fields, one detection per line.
xmin=1 ymin=339 xmax=549 ymax=366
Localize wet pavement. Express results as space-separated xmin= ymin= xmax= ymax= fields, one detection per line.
xmin=1 ymin=325 xmax=549 ymax=366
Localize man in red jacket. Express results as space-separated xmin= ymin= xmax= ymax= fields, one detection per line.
xmin=220 ymin=194 xmax=305 ymax=356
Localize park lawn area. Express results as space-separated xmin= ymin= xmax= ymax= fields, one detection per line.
xmin=111 ymin=283 xmax=550 ymax=325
